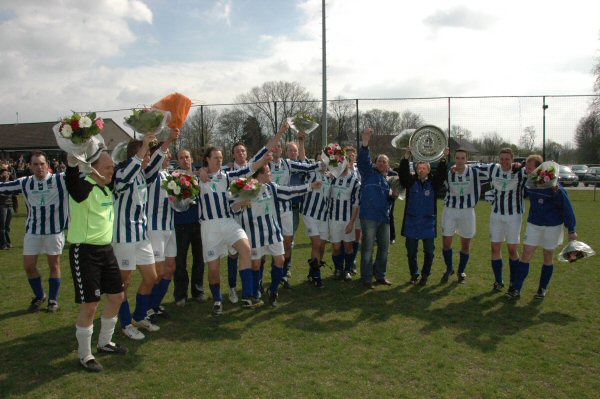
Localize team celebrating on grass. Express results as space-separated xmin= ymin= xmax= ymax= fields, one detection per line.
xmin=0 ymin=121 xmax=578 ymax=373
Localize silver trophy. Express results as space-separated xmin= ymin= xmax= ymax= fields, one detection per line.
xmin=407 ymin=125 xmax=448 ymax=162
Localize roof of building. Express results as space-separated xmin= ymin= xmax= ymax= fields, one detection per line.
xmin=0 ymin=119 xmax=131 ymax=152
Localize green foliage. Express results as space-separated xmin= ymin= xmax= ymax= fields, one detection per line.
xmin=125 ymin=109 xmax=165 ymax=134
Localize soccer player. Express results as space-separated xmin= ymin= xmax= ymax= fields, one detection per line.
xmin=196 ymin=145 xmax=272 ymax=315
xmin=234 ymin=164 xmax=321 ymax=306
xmin=0 ymin=151 xmax=68 ymax=312
xmin=506 ymin=155 xmax=577 ymax=299
xmin=345 ymin=147 xmax=361 ymax=275
xmin=329 ymin=159 xmax=360 ymax=281
xmin=114 ymin=130 xmax=178 ymax=340
xmin=146 ymin=146 xmax=176 ymax=320
xmin=440 ymin=148 xmax=484 ymax=284
xmin=65 ymin=151 xmax=127 ymax=372
xmin=397 ymin=147 xmax=448 ymax=285
xmin=480 ymin=148 xmax=527 ymax=292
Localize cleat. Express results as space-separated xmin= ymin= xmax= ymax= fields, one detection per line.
xmin=146 ymin=308 xmax=158 ymax=323
xmin=362 ymin=281 xmax=375 ymax=289
xmin=47 ymin=300 xmax=59 ymax=313
xmin=241 ymin=299 xmax=254 ymax=309
xmin=175 ymin=298 xmax=186 ymax=307
xmin=153 ymin=306 xmax=170 ymax=319
xmin=251 ymin=297 xmax=264 ymax=308
xmin=132 ymin=318 xmax=160 ymax=332
xmin=280 ymin=278 xmax=292 ymax=289
xmin=493 ymin=282 xmax=505 ymax=292
xmin=534 ymin=288 xmax=547 ymax=299
xmin=228 ymin=288 xmax=239 ymax=304
xmin=333 ymin=270 xmax=344 ymax=280
xmin=193 ymin=291 xmax=207 ymax=303
xmin=241 ymin=298 xmax=263 ymax=309
xmin=418 ymin=276 xmax=428 ymax=286
xmin=505 ymin=288 xmax=521 ymax=300
xmin=458 ymin=273 xmax=467 ymax=284
xmin=97 ymin=342 xmax=128 ymax=355
xmin=314 ymin=278 xmax=323 ymax=289
xmin=28 ymin=296 xmax=47 ymax=313
xmin=409 ymin=275 xmax=419 ymax=285
xmin=286 ymin=270 xmax=292 ymax=278
xmin=268 ymin=290 xmax=278 ymax=307
xmin=375 ymin=278 xmax=393 ymax=286
xmin=212 ymin=301 xmax=223 ymax=315
xmin=122 ymin=324 xmax=145 ymax=340
xmin=349 ymin=268 xmax=357 ymax=276
xmin=440 ymin=270 xmax=454 ymax=283
xmin=343 ymin=272 xmax=352 ymax=281
xmin=80 ymin=356 xmax=103 ymax=372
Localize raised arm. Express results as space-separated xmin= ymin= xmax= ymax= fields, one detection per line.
xmin=358 ymin=128 xmax=374 ymax=178
xmin=297 ymin=131 xmax=307 ymax=161
xmin=65 ymin=162 xmax=94 ymax=203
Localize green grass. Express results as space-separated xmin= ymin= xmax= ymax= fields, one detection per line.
xmin=1 ymin=191 xmax=599 ymax=398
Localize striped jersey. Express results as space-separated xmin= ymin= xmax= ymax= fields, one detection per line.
xmin=480 ymin=164 xmax=526 ymax=216
xmin=444 ymin=165 xmax=484 ymax=209
xmin=113 ymin=149 xmax=165 ymax=243
xmin=269 ymin=156 xmax=321 ymax=213
xmin=198 ymin=167 xmax=252 ymax=222
xmin=0 ymin=173 xmax=68 ymax=234
xmin=302 ymin=169 xmax=332 ymax=221
xmin=147 ymin=169 xmax=174 ymax=231
xmin=329 ymin=172 xmax=360 ymax=222
xmin=238 ymin=182 xmax=310 ymax=248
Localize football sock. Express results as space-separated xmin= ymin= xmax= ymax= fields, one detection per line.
xmin=28 ymin=276 xmax=45 ymax=300
xmin=239 ymin=268 xmax=253 ymax=299
xmin=227 ymin=256 xmax=238 ymax=288
xmin=352 ymin=241 xmax=359 ymax=262
xmin=252 ymin=269 xmax=261 ymax=297
xmin=150 ymin=278 xmax=171 ymax=309
xmin=270 ymin=265 xmax=283 ymax=294
xmin=119 ymin=299 xmax=132 ymax=328
xmin=98 ymin=316 xmax=118 ymax=348
xmin=48 ymin=277 xmax=61 ymax=302
xmin=514 ymin=261 xmax=530 ymax=291
xmin=458 ymin=251 xmax=470 ymax=274
xmin=282 ymin=257 xmax=291 ymax=278
xmin=491 ymin=259 xmax=503 ymax=284
xmin=332 ymin=254 xmax=344 ymax=271
xmin=75 ymin=324 xmax=94 ymax=361
xmin=209 ymin=284 xmax=222 ymax=302
xmin=344 ymin=252 xmax=355 ymax=272
xmin=132 ymin=293 xmax=149 ymax=322
xmin=442 ymin=249 xmax=453 ymax=272
xmin=508 ymin=258 xmax=519 ymax=286
xmin=539 ymin=264 xmax=554 ymax=290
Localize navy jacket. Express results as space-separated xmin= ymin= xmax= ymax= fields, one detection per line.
xmin=526 ymin=185 xmax=576 ymax=232
xmin=358 ymin=146 xmax=393 ymax=223
xmin=397 ymin=158 xmax=447 ymax=239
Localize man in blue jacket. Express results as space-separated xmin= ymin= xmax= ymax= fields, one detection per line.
xmin=358 ymin=128 xmax=399 ymax=288
xmin=397 ymin=147 xmax=448 ymax=285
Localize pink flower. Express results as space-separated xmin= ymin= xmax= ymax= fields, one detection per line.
xmin=95 ymin=117 xmax=104 ymax=130
xmin=169 ymin=196 xmax=175 ymax=202
xmin=172 ymin=171 xmax=180 ymax=177
xmin=244 ymin=184 xmax=253 ymax=190
xmin=183 ymin=180 xmax=190 ymax=187
xmin=543 ymin=175 xmax=550 ymax=183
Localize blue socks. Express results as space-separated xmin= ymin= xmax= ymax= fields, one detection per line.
xmin=443 ymin=249 xmax=453 ymax=272
xmin=119 ymin=299 xmax=132 ymax=328
xmin=227 ymin=256 xmax=238 ymax=288
xmin=28 ymin=277 xmax=45 ymax=300
xmin=209 ymin=283 xmax=222 ymax=302
xmin=539 ymin=264 xmax=554 ymax=290
xmin=270 ymin=266 xmax=283 ymax=294
xmin=332 ymin=254 xmax=344 ymax=271
xmin=150 ymin=278 xmax=171 ymax=309
xmin=491 ymin=259 xmax=503 ymax=284
xmin=133 ymin=293 xmax=149 ymax=322
xmin=48 ymin=278 xmax=61 ymax=302
xmin=514 ymin=261 xmax=530 ymax=291
xmin=252 ymin=270 xmax=261 ymax=298
xmin=344 ymin=252 xmax=355 ymax=272
xmin=240 ymin=269 xmax=253 ymax=299
xmin=458 ymin=252 xmax=470 ymax=275
xmin=508 ymin=258 xmax=518 ymax=286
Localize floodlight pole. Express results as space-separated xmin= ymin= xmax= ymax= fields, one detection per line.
xmin=321 ymin=0 xmax=327 ymax=147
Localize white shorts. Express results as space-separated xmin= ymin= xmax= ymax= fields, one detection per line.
xmin=523 ymin=223 xmax=564 ymax=250
xmin=23 ymin=232 xmax=65 ymax=256
xmin=251 ymin=242 xmax=285 ymax=260
xmin=279 ymin=210 xmax=294 ymax=237
xmin=489 ymin=212 xmax=523 ymax=244
xmin=201 ymin=219 xmax=247 ymax=262
xmin=329 ymin=220 xmax=355 ymax=243
xmin=442 ymin=207 xmax=476 ymax=239
xmin=148 ymin=230 xmax=177 ymax=262
xmin=303 ymin=215 xmax=329 ymax=240
xmin=113 ymin=240 xmax=155 ymax=271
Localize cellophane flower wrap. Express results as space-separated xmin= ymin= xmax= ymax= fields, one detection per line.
xmin=387 ymin=175 xmax=406 ymax=200
xmin=526 ymin=161 xmax=559 ymax=189
xmin=124 ymin=108 xmax=170 ymax=135
xmin=321 ymin=143 xmax=348 ymax=178
xmin=557 ymin=240 xmax=596 ymax=263
xmin=161 ymin=171 xmax=200 ymax=212
xmin=153 ymin=92 xmax=192 ymax=129
xmin=287 ymin=113 xmax=319 ymax=135
xmin=229 ymin=177 xmax=262 ymax=206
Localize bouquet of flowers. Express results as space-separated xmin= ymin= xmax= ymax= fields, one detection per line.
xmin=287 ymin=113 xmax=319 ymax=135
xmin=320 ymin=143 xmax=348 ymax=178
xmin=526 ymin=161 xmax=558 ymax=189
xmin=229 ymin=177 xmax=262 ymax=207
xmin=161 ymin=171 xmax=200 ymax=212
xmin=124 ymin=108 xmax=170 ymax=135
xmin=153 ymin=92 xmax=192 ymax=129
xmin=557 ymin=240 xmax=596 ymax=263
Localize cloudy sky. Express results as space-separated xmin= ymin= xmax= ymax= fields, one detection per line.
xmin=1 ymin=0 xmax=599 ymax=143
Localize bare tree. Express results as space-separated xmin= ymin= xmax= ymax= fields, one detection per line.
xmin=519 ymin=126 xmax=536 ymax=153
xmin=474 ymin=132 xmax=511 ymax=156
xmin=328 ymin=97 xmax=356 ymax=146
xmin=447 ymin=124 xmax=473 ymax=141
xmin=593 ymin=54 xmax=600 ymax=112
xmin=180 ymin=106 xmax=218 ymax=161
xmin=398 ymin=110 xmax=426 ymax=131
xmin=215 ymin=108 xmax=247 ymax=157
xmin=575 ymin=111 xmax=600 ymax=163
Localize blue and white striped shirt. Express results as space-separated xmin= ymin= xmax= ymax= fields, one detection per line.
xmin=444 ymin=165 xmax=483 ymax=209
xmin=198 ymin=167 xmax=253 ymax=222
xmin=481 ymin=164 xmax=526 ymax=216
xmin=147 ymin=169 xmax=174 ymax=231
xmin=239 ymin=182 xmax=310 ymax=248
xmin=113 ymin=149 xmax=165 ymax=243
xmin=0 ymin=173 xmax=68 ymax=234
xmin=329 ymin=172 xmax=360 ymax=222
xmin=302 ymin=169 xmax=332 ymax=221
xmin=269 ymin=156 xmax=321 ymax=213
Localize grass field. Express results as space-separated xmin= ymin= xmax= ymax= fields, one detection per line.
xmin=1 ymin=190 xmax=599 ymax=398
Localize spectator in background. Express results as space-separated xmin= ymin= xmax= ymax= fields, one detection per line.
xmin=0 ymin=167 xmax=18 ymax=250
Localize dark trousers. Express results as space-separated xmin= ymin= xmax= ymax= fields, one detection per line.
xmin=0 ymin=205 xmax=13 ymax=249
xmin=174 ymin=223 xmax=204 ymax=301
xmin=406 ymin=237 xmax=435 ymax=278
xmin=389 ymin=202 xmax=396 ymax=242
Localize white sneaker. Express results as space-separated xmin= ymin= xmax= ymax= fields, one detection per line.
xmin=133 ymin=318 xmax=160 ymax=332
xmin=122 ymin=324 xmax=145 ymax=340
xmin=229 ymin=287 xmax=239 ymax=304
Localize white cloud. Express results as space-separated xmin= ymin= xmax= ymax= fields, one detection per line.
xmin=193 ymin=0 xmax=232 ymax=26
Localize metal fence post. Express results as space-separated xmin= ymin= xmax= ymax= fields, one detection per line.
xmin=447 ymin=97 xmax=451 ymax=141
xmin=200 ymin=105 xmax=205 ymax=154
xmin=274 ymin=101 xmax=278 ymax=135
xmin=543 ymin=96 xmax=548 ymax=160
xmin=355 ymin=98 xmax=360 ymax=148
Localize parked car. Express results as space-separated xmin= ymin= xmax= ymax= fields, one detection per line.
xmin=558 ymin=165 xmax=579 ymax=187
xmin=570 ymin=164 xmax=589 ymax=180
xmin=582 ymin=166 xmax=600 ymax=187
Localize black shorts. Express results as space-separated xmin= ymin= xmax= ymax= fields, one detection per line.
xmin=70 ymin=243 xmax=123 ymax=304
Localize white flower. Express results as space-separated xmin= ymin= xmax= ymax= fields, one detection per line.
xmin=79 ymin=116 xmax=92 ymax=128
xmin=167 ymin=180 xmax=178 ymax=191
xmin=173 ymin=186 xmax=181 ymax=195
xmin=61 ymin=124 xmax=73 ymax=138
